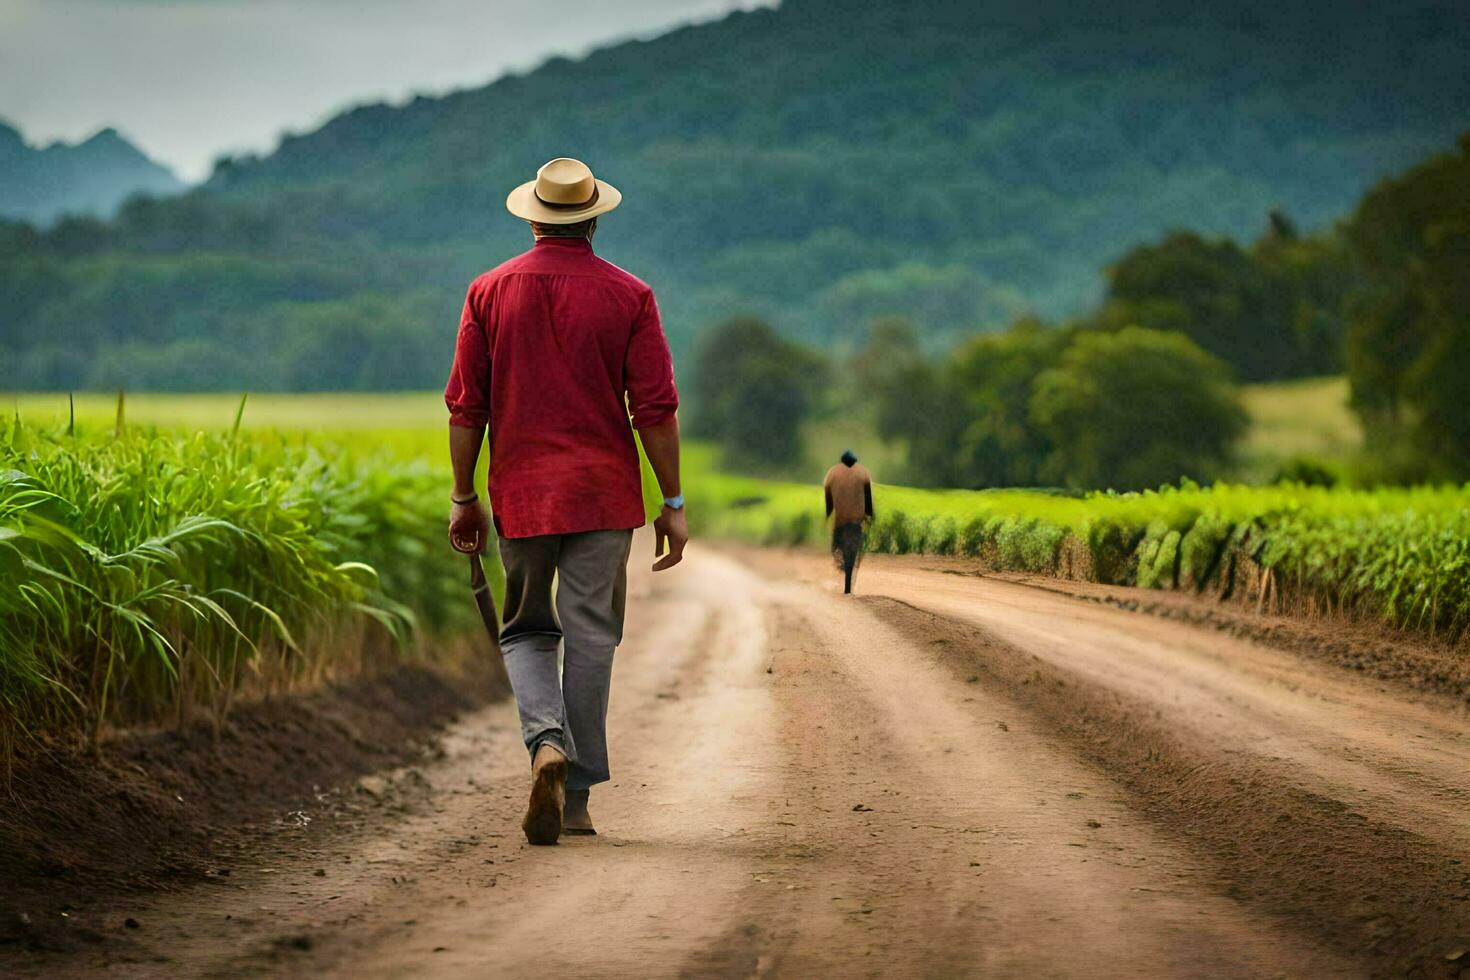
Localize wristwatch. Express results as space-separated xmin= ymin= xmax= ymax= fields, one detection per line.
xmin=662 ymin=494 xmax=685 ymax=510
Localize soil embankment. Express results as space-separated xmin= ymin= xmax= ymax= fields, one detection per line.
xmin=1 ymin=661 xmax=507 ymax=959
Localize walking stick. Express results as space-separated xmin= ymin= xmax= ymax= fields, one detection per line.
xmin=468 ymin=552 xmax=500 ymax=645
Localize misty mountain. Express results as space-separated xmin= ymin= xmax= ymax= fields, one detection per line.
xmin=0 ymin=121 xmax=183 ymax=226
xmin=3 ymin=0 xmax=1468 ymax=390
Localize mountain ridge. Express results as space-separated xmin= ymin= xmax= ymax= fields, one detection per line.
xmin=0 ymin=119 xmax=183 ymax=225
xmin=3 ymin=0 xmax=1468 ymax=390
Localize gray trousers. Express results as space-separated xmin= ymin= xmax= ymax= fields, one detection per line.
xmin=497 ymin=528 xmax=634 ymax=792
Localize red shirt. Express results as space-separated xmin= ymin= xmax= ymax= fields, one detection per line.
xmin=444 ymin=237 xmax=678 ymax=539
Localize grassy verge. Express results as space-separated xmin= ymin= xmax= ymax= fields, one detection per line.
xmin=0 ymin=409 xmax=499 ymax=756
xmin=688 ymin=444 xmax=1470 ymax=644
xmin=1235 ymin=376 xmax=1362 ymax=482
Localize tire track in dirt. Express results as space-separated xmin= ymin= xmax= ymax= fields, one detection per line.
xmin=748 ymin=545 xmax=1470 ymax=849
xmin=855 ymin=594 xmax=1470 ymax=977
xmin=245 ymin=549 xmax=784 ymax=979
xmin=985 ymin=570 xmax=1470 ymax=706
xmin=679 ymin=605 xmax=996 ymax=978
xmin=679 ymin=570 xmax=1354 ymax=978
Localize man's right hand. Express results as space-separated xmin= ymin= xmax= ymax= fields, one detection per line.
xmin=449 ymin=499 xmax=490 ymax=554
xmin=652 ymin=505 xmax=689 ymax=571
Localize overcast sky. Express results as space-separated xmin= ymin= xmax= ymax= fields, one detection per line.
xmin=0 ymin=0 xmax=774 ymax=181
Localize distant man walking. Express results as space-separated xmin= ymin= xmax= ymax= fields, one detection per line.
xmin=445 ymin=158 xmax=688 ymax=846
xmin=824 ymin=450 xmax=873 ymax=594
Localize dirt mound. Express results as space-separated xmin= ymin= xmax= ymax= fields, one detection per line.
xmin=0 ymin=660 xmax=506 ymax=956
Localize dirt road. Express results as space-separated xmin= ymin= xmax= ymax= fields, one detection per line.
xmin=40 ymin=536 xmax=1470 ymax=978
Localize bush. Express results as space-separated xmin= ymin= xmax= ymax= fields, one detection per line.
xmin=689 ymin=317 xmax=827 ymax=467
xmin=1030 ymin=327 xmax=1249 ymax=490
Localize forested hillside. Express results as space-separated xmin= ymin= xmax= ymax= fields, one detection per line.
xmin=3 ymin=0 xmax=1468 ymax=390
xmin=0 ymin=121 xmax=182 ymax=226
xmin=807 ymin=136 xmax=1470 ymax=489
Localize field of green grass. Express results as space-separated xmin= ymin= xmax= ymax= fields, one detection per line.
xmin=7 ymin=391 xmax=450 ymax=431
xmin=3 ymin=384 xmax=1462 ymax=754
xmin=1236 ymin=376 xmax=1363 ymax=480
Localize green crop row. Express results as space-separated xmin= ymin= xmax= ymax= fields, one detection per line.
xmin=0 ymin=412 xmax=496 ymax=753
xmin=688 ymin=450 xmax=1470 ymax=642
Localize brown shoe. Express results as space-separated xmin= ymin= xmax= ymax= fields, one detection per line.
xmin=522 ymin=743 xmax=568 ymax=845
xmin=563 ymin=789 xmax=596 ymax=836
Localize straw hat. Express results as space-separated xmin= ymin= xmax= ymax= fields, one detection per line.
xmin=505 ymin=157 xmax=622 ymax=224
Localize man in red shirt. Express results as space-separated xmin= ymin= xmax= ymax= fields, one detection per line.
xmin=445 ymin=157 xmax=688 ymax=846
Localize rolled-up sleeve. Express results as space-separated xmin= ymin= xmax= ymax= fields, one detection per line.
xmin=444 ymin=285 xmax=491 ymax=428
xmin=625 ymin=288 xmax=679 ymax=429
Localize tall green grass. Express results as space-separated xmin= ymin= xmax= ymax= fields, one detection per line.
xmin=0 ymin=409 xmax=493 ymax=754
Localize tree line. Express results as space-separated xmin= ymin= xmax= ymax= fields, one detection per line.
xmin=692 ymin=136 xmax=1470 ymax=489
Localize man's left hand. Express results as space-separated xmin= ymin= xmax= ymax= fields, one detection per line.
xmin=652 ymin=505 xmax=688 ymax=571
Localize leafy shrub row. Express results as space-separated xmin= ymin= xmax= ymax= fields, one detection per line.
xmin=691 ymin=467 xmax=1470 ymax=642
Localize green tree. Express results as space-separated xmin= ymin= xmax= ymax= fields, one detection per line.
xmin=852 ymin=316 xmax=928 ymax=428
xmin=1030 ymin=327 xmax=1247 ymax=490
xmin=1251 ymin=220 xmax=1353 ymax=377
xmin=879 ymin=319 xmax=1070 ymax=488
xmin=851 ymin=317 xmax=925 ymax=401
xmin=690 ymin=317 xmax=826 ymax=467
xmin=938 ymin=319 xmax=1071 ymax=488
xmin=1101 ymin=232 xmax=1285 ymax=380
xmin=858 ymin=317 xmax=968 ymax=485
xmin=1098 ymin=218 xmax=1353 ymax=382
xmin=1344 ymin=135 xmax=1470 ymax=479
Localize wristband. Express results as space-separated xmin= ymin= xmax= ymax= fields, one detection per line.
xmin=451 ymin=491 xmax=479 ymax=505
xmin=662 ymin=494 xmax=685 ymax=510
